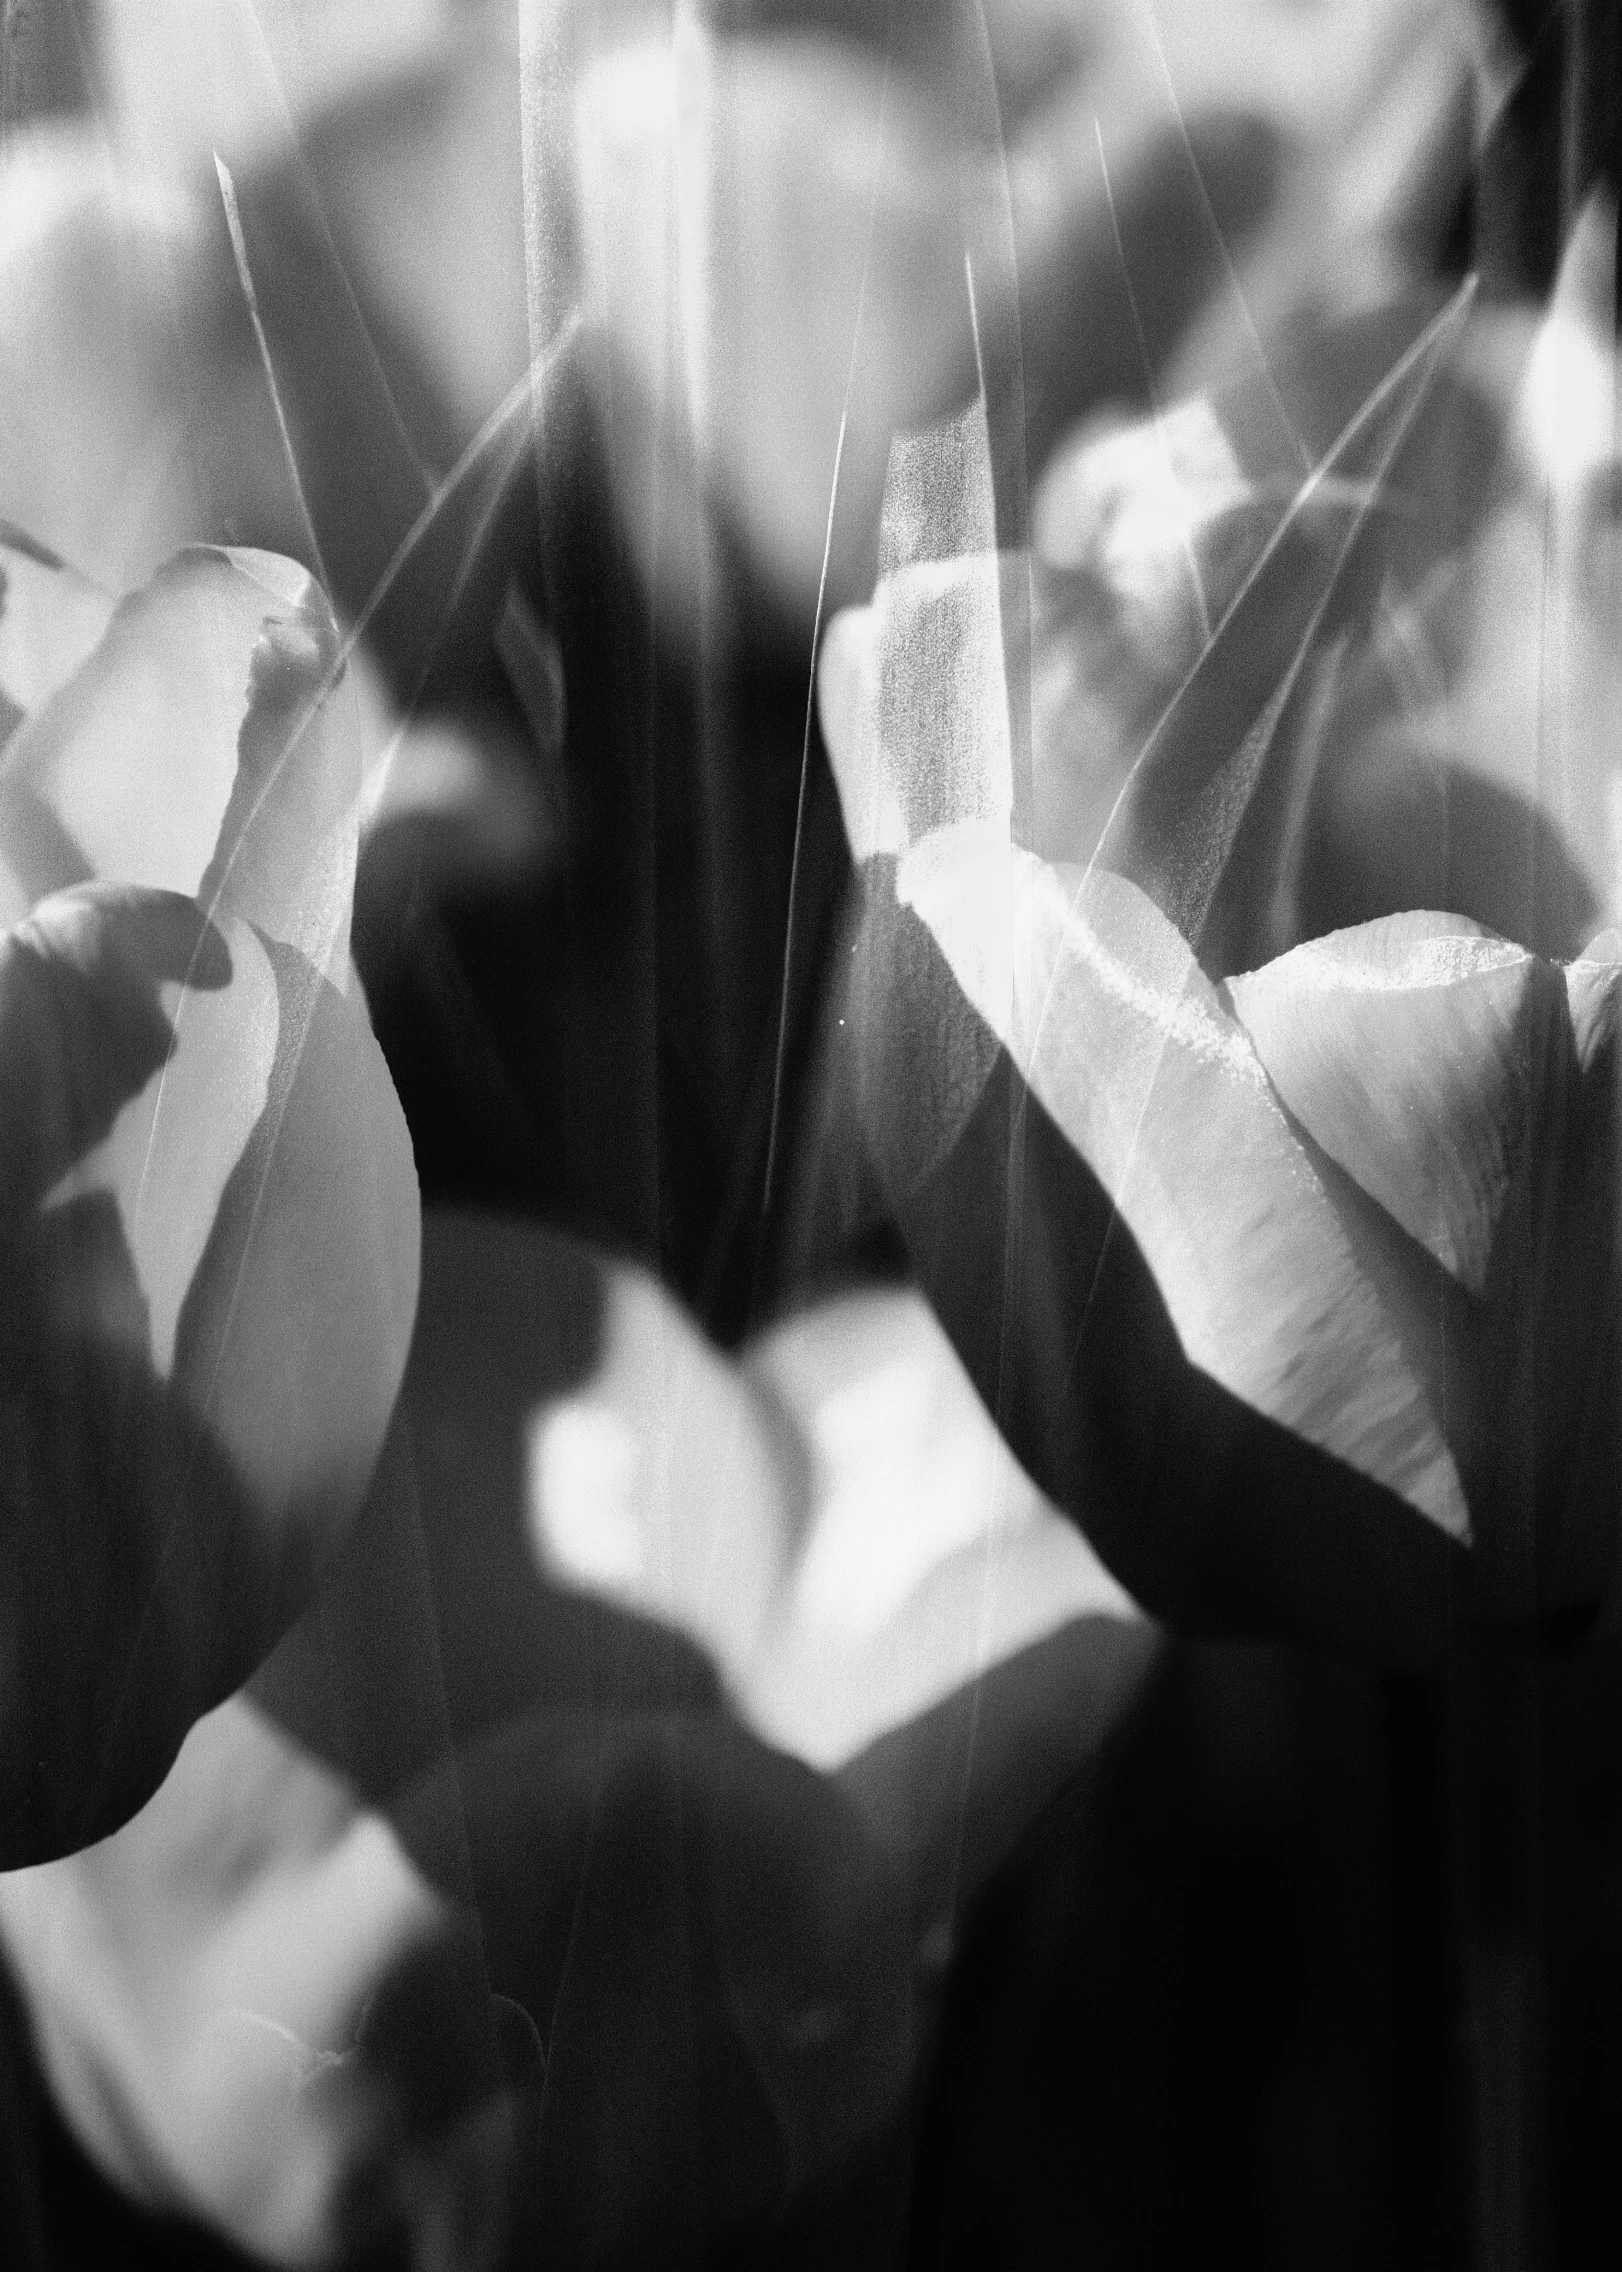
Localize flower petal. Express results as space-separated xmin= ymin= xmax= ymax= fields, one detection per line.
xmin=573 ymin=29 xmax=979 ymax=617
xmin=2 ymin=546 xmax=361 ymax=971
xmin=0 ymin=522 xmax=114 ymax=746
xmin=1227 ymin=912 xmax=1570 ymax=1296
xmin=1566 ymin=928 xmax=1622 ymax=1070
xmin=0 ymin=1691 xmax=515 ymax=2268
xmin=0 ymin=882 xmax=418 ymax=1860
xmin=740 ymin=1286 xmax=1143 ymax=1773
xmin=1096 ymin=284 xmax=1476 ymax=971
xmin=523 ymin=1243 xmax=793 ymax=1694
xmin=170 ymin=927 xmax=420 ymax=1568
xmin=196 ymin=554 xmax=361 ymax=974
xmin=0 ymin=127 xmax=214 ymax=586
xmin=894 ymin=830 xmax=1468 ymax=1544
xmin=421 ymin=1214 xmax=1147 ymax=1778
xmin=41 ymin=903 xmax=279 ymax=1378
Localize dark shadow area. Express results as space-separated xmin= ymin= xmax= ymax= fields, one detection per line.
xmin=907 ymin=1641 xmax=1403 ymax=2272
xmin=1016 ymin=114 xmax=1285 ymax=494
xmin=838 ymin=1613 xmax=1159 ymax=1922
xmin=1301 ymin=745 xmax=1602 ymax=966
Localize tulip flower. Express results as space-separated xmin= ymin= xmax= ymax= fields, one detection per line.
xmin=816 ymin=225 xmax=1622 ymax=1663
xmin=848 ymin=835 xmax=1621 ymax=1654
xmin=0 ymin=527 xmax=419 ymax=1861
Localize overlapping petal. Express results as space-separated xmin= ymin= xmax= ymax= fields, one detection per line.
xmin=3 ymin=543 xmax=361 ymax=973
xmin=0 ymin=538 xmax=417 ymax=1861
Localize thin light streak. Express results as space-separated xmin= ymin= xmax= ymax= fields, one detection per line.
xmin=1094 ymin=116 xmax=1213 ymax=646
xmin=195 ymin=316 xmax=583 ymax=953
xmin=1133 ymin=0 xmax=1313 ymax=477
xmin=759 ymin=48 xmax=895 ymax=1226
xmin=1039 ymin=285 xmax=1478 ymax=1357
xmin=215 ymin=153 xmax=329 ymax=597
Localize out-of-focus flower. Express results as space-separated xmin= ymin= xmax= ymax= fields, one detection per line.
xmin=0 ymin=1207 xmax=1152 ymax=2266
xmin=524 ymin=1256 xmax=1140 ymax=1774
xmin=401 ymin=1212 xmax=1156 ymax=2251
xmin=897 ymin=188 xmax=1617 ymax=969
xmin=1035 ymin=193 xmax=1622 ymax=963
xmin=0 ymin=2 xmax=1487 ymax=1307
xmin=1295 ymin=194 xmax=1622 ymax=960
xmin=0 ymin=527 xmax=419 ymax=1859
xmin=0 ymin=1693 xmax=518 ymax=2272
xmin=69 ymin=0 xmax=1476 ymax=636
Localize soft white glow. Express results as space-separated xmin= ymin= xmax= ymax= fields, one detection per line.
xmin=526 ymin=1399 xmax=646 ymax=1591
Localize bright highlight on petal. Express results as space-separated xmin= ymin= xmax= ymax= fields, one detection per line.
xmin=527 ymin=1400 xmax=647 ymax=1590
xmin=43 ymin=909 xmax=279 ymax=1377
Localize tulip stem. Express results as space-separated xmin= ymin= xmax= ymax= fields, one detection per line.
xmin=1446 ymin=1639 xmax=1550 ymax=2272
